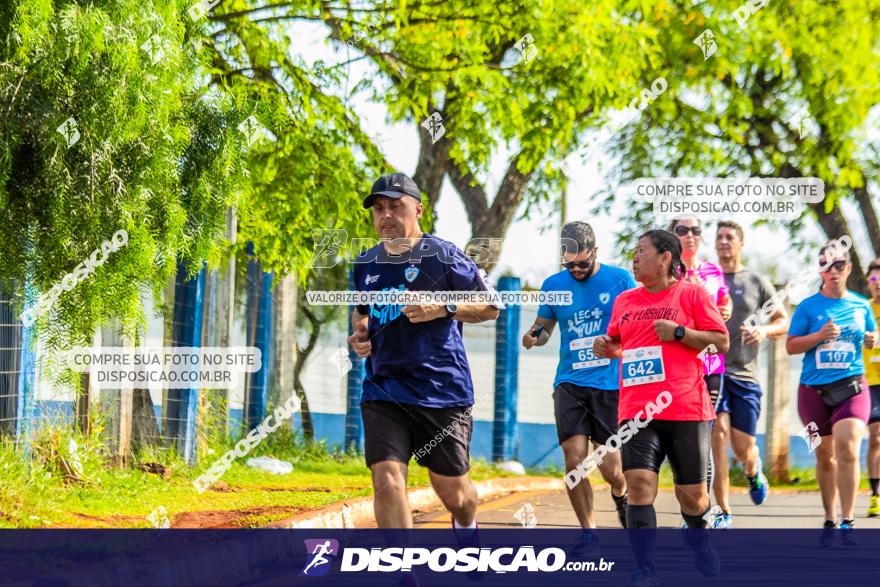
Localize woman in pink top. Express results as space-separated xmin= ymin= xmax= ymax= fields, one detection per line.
xmin=670 ymin=217 xmax=733 ymax=502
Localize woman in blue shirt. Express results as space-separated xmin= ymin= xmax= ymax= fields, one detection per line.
xmin=787 ymin=243 xmax=878 ymax=541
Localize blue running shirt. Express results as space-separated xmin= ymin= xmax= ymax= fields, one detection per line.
xmin=788 ymin=291 xmax=877 ymax=386
xmin=537 ymin=264 xmax=637 ymax=390
xmin=353 ymin=234 xmax=500 ymax=407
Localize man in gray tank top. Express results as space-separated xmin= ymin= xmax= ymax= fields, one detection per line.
xmin=710 ymin=220 xmax=788 ymax=528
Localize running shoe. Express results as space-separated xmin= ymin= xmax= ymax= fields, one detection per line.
xmin=819 ymin=520 xmax=837 ymax=548
xmin=747 ymin=459 xmax=769 ymax=505
xmin=452 ymin=516 xmax=483 ymax=580
xmin=627 ymin=563 xmax=660 ymax=587
xmin=567 ymin=530 xmax=601 ymax=559
xmin=868 ymin=495 xmax=880 ymax=517
xmin=710 ymin=511 xmax=733 ymax=529
xmin=684 ymin=529 xmax=721 ymax=577
xmin=612 ymin=491 xmax=629 ymax=528
xmin=840 ymin=519 xmax=858 ymax=546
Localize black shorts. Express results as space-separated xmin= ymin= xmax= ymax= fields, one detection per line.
xmin=621 ymin=419 xmax=711 ymax=485
xmin=705 ymin=374 xmax=722 ymax=406
xmin=361 ymin=400 xmax=472 ymax=477
xmin=870 ymin=385 xmax=880 ymax=424
xmin=553 ymin=383 xmax=619 ymax=445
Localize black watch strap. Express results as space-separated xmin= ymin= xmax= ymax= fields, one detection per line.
xmin=674 ymin=325 xmax=686 ymax=340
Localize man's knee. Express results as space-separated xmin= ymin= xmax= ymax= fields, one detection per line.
xmin=564 ymin=449 xmax=589 ymax=472
xmin=434 ymin=479 xmax=475 ymax=511
xmin=371 ymin=463 xmax=407 ymax=495
xmin=731 ymin=435 xmax=756 ymax=462
xmin=676 ymin=486 xmax=708 ymax=512
xmin=626 ymin=474 xmax=655 ymax=501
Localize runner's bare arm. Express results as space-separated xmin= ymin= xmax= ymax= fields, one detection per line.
xmin=449 ymin=303 xmax=501 ymax=324
xmin=743 ymin=304 xmax=789 ymax=345
xmin=523 ymin=317 xmax=555 ymax=349
xmin=786 ymin=319 xmax=839 ymax=355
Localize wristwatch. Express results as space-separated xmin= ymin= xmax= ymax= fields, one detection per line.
xmin=445 ymin=304 xmax=458 ymax=318
xmin=674 ymin=325 xmax=686 ymax=341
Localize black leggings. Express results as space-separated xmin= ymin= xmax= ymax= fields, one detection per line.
xmin=705 ymin=374 xmax=723 ymax=492
xmin=621 ymin=419 xmax=711 ymax=485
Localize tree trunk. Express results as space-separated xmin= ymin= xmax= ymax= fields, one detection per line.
xmin=854 ymin=183 xmax=880 ymax=258
xmin=293 ymin=302 xmax=321 ymax=442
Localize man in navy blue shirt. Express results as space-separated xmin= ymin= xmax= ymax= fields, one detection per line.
xmin=348 ymin=172 xmax=501 ymax=530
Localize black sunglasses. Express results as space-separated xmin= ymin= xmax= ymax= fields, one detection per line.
xmin=821 ymin=260 xmax=848 ymax=272
xmin=563 ymin=260 xmax=592 ymax=269
xmin=562 ymin=248 xmax=595 ymax=270
xmin=674 ymin=225 xmax=702 ymax=237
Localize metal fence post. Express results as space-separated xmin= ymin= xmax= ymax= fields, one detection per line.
xmin=493 ymin=275 xmax=520 ymax=462
xmin=345 ymin=269 xmax=364 ymax=452
xmin=245 ymin=244 xmax=273 ymax=430
xmin=167 ymin=260 xmax=205 ymax=465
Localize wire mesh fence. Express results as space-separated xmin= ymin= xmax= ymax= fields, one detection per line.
xmin=1 ymin=274 xmax=812 ymax=473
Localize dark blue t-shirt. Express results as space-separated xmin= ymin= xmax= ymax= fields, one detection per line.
xmin=353 ymin=234 xmax=499 ymax=408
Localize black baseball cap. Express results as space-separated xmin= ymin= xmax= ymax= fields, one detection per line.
xmin=363 ymin=173 xmax=422 ymax=208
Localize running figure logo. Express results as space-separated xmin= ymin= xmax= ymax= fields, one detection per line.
xmin=693 ymin=29 xmax=717 ymax=60
xmin=798 ymin=422 xmax=822 ymax=453
xmin=301 ymin=539 xmax=339 ymax=576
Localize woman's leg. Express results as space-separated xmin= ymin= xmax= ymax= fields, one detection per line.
xmin=814 ymin=436 xmax=837 ymax=521
xmin=799 ymin=384 xmax=836 ymax=522
xmin=832 ymin=418 xmax=865 ymax=521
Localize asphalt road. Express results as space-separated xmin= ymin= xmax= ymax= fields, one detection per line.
xmin=406 ymin=487 xmax=880 ymax=529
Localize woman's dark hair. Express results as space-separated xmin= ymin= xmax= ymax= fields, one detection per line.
xmin=818 ymin=241 xmax=851 ymax=263
xmin=818 ymin=240 xmax=851 ymax=292
xmin=639 ymin=229 xmax=686 ymax=279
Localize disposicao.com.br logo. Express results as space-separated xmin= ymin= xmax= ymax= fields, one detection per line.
xmin=301 ymin=539 xmax=614 ymax=575
xmin=302 ymin=539 xmax=340 ymax=576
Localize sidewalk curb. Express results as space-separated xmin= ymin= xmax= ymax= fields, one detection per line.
xmin=265 ymin=476 xmax=564 ymax=529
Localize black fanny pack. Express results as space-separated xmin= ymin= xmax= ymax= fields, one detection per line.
xmin=814 ymin=375 xmax=863 ymax=407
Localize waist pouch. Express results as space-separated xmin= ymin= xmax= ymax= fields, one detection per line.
xmin=814 ymin=375 xmax=863 ymax=407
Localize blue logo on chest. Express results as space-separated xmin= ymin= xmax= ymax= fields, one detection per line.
xmin=405 ymin=266 xmax=420 ymax=283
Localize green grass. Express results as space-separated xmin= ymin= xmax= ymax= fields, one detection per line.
xmin=2 ymin=419 xmax=855 ymax=528
xmin=0 ymin=425 xmax=514 ymax=529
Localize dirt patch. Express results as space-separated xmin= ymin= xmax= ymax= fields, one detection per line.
xmin=70 ymin=512 xmax=145 ymax=527
xmin=211 ymin=485 xmax=363 ymax=493
xmin=172 ymin=505 xmax=307 ymax=528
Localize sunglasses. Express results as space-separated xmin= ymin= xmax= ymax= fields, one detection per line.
xmin=869 ymin=274 xmax=879 ymax=283
xmin=563 ymin=260 xmax=592 ymax=269
xmin=674 ymin=225 xmax=702 ymax=237
xmin=821 ymin=260 xmax=848 ymax=272
xmin=562 ymin=250 xmax=596 ymax=270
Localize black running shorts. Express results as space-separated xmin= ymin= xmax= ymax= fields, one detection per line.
xmin=553 ymin=383 xmax=620 ymax=445
xmin=361 ymin=400 xmax=472 ymax=477
xmin=621 ymin=419 xmax=711 ymax=486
